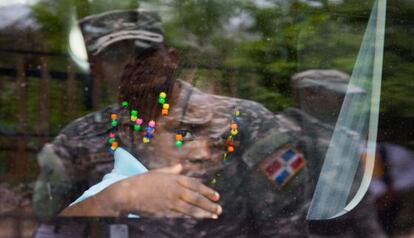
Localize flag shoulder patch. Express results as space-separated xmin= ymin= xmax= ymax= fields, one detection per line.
xmin=259 ymin=144 xmax=305 ymax=189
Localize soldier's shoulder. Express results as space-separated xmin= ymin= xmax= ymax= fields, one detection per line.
xmin=59 ymin=104 xmax=119 ymax=138
xmin=213 ymin=94 xmax=275 ymax=119
xmin=274 ymin=108 xmax=304 ymax=133
xmin=239 ymin=98 xmax=274 ymax=115
xmin=185 ymin=81 xmax=274 ymax=119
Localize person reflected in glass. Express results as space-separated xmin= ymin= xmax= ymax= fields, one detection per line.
xmin=34 ymin=9 xmax=306 ymax=238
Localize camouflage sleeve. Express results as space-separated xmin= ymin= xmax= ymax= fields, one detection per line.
xmin=33 ymin=139 xmax=76 ymax=221
xmin=238 ymin=100 xmax=280 ymax=148
xmin=32 ymin=124 xmax=93 ymax=221
xmin=32 ymin=109 xmax=109 ymax=221
xmin=32 ymin=104 xmax=118 ymax=221
xmin=237 ymin=102 xmax=309 ymax=236
xmin=243 ymin=130 xmax=309 ymax=237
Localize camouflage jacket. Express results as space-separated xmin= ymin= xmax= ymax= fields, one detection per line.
xmin=33 ymin=81 xmax=319 ymax=238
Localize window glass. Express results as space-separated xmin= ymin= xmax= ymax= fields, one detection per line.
xmin=0 ymin=0 xmax=413 ymax=237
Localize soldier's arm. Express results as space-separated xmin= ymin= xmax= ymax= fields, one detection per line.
xmin=33 ymin=107 xmax=116 ymax=220
xmin=32 ymin=138 xmax=81 ymax=221
xmin=243 ymin=135 xmax=309 ymax=237
xmin=238 ymin=103 xmax=309 ymax=236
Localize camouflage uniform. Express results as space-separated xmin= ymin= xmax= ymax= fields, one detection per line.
xmin=33 ymin=80 xmax=314 ymax=237
xmin=33 ymin=9 xmax=312 ymax=237
xmin=79 ymin=9 xmax=165 ymax=56
xmin=33 ymin=8 xmax=384 ymax=237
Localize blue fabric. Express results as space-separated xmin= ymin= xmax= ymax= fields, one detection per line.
xmin=70 ymin=147 xmax=148 ymax=218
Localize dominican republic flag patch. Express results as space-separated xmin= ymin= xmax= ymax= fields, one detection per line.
xmin=259 ymin=145 xmax=305 ymax=188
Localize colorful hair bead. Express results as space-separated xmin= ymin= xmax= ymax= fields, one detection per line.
xmin=131 ymin=110 xmax=138 ymax=117
xmin=141 ymin=120 xmax=156 ymax=143
xmin=110 ymin=140 xmax=119 ymax=152
xmin=158 ymin=97 xmax=166 ymax=104
xmin=223 ymin=153 xmax=228 ymax=163
xmin=234 ymin=117 xmax=241 ymax=125
xmin=130 ymin=110 xmax=138 ymax=122
xmin=230 ymin=123 xmax=238 ymax=130
xmin=107 ymin=99 xmax=168 ymax=152
xmin=231 ymin=129 xmax=238 ymax=136
xmin=109 ymin=133 xmax=117 ymax=150
xmin=159 ymin=92 xmax=169 ymax=116
xmin=108 ymin=130 xmax=117 ymax=145
xmin=146 ymin=127 xmax=154 ymax=134
xmin=226 ymin=140 xmax=234 ymax=147
xmin=175 ymin=132 xmax=183 ymax=147
xmin=218 ymin=110 xmax=240 ymax=169
xmin=234 ymin=111 xmax=241 ymax=125
xmin=110 ymin=113 xmax=118 ymax=126
xmin=159 ymin=92 xmax=167 ymax=104
xmin=176 ymin=140 xmax=183 ymax=147
xmin=134 ymin=124 xmax=141 ymax=131
xmin=111 ymin=141 xmax=119 ymax=148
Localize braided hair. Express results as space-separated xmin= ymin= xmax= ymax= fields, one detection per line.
xmin=118 ymin=45 xmax=177 ymax=122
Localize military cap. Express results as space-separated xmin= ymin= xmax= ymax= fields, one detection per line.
xmin=292 ymin=69 xmax=365 ymax=94
xmin=79 ymin=9 xmax=164 ymax=55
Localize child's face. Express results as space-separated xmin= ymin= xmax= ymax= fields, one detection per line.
xmin=132 ymin=94 xmax=229 ymax=182
xmin=144 ymin=114 xmax=227 ymax=182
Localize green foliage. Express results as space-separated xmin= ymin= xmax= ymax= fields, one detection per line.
xmin=31 ymin=0 xmax=139 ymax=52
xmin=8 ymin=0 xmax=410 ymax=147
xmin=0 ymin=77 xmax=18 ymax=129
